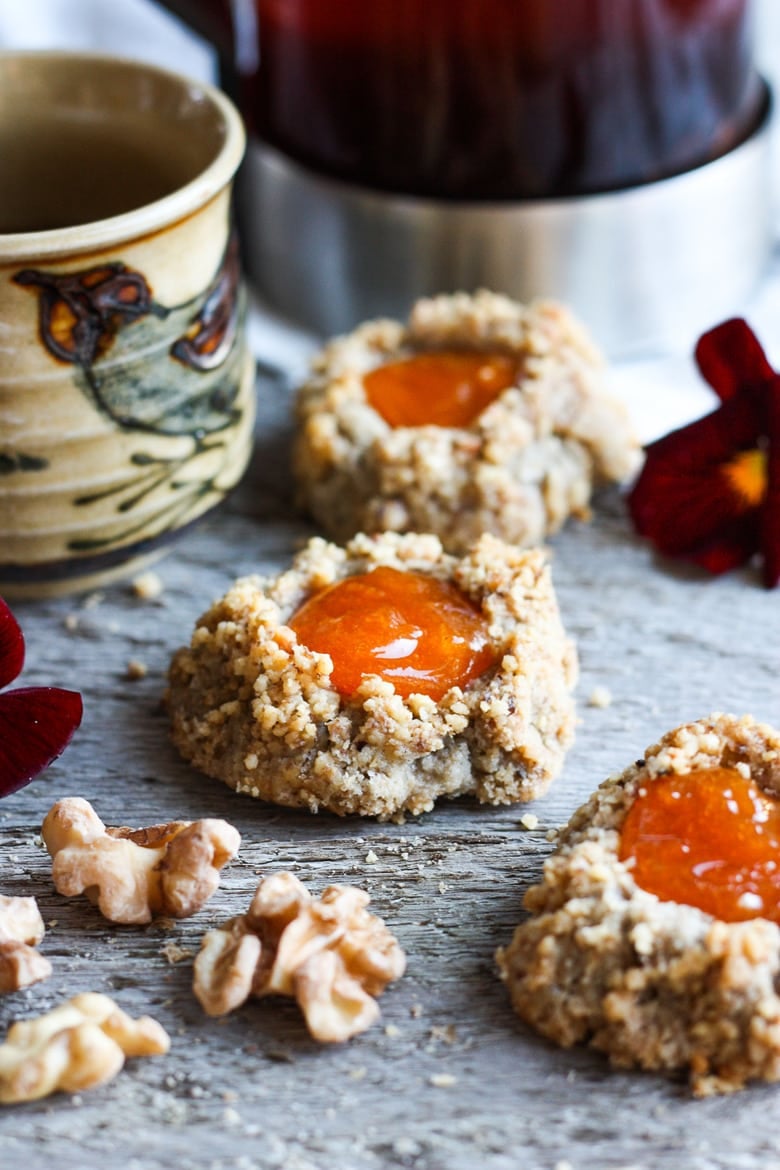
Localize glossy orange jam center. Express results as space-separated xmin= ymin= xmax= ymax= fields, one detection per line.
xmin=619 ymin=767 xmax=780 ymax=923
xmin=363 ymin=350 xmax=519 ymax=428
xmin=288 ymin=565 xmax=496 ymax=700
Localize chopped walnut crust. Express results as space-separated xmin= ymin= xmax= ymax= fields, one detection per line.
xmin=0 ymin=895 xmax=51 ymax=995
xmin=41 ymin=798 xmax=241 ymax=924
xmin=167 ymin=531 xmax=577 ymax=819
xmin=496 ymin=713 xmax=780 ymax=1097
xmin=193 ymin=872 xmax=406 ymax=1042
xmin=293 ymin=290 xmax=640 ymax=553
xmin=0 ymin=992 xmax=169 ymax=1104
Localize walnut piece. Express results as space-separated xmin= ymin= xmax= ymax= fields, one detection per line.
xmin=0 ymin=894 xmax=52 ymax=994
xmin=0 ymin=992 xmax=169 ymax=1103
xmin=193 ymin=872 xmax=406 ymax=1042
xmin=41 ymin=798 xmax=240 ymax=924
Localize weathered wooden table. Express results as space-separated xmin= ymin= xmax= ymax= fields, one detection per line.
xmin=1 ymin=364 xmax=779 ymax=1170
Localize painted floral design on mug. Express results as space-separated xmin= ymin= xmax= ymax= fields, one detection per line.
xmin=13 ymin=235 xmax=243 ymax=436
xmin=13 ymin=262 xmax=160 ymax=368
xmin=10 ymin=235 xmax=248 ymax=556
xmin=171 ymin=233 xmax=241 ymax=373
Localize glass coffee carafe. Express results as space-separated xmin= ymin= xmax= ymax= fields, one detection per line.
xmin=158 ymin=0 xmax=770 ymax=355
xmin=165 ymin=0 xmax=762 ymax=199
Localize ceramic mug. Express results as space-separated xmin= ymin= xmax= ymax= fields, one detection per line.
xmin=0 ymin=52 xmax=255 ymax=598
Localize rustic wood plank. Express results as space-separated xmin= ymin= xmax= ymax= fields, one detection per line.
xmin=1 ymin=367 xmax=779 ymax=1170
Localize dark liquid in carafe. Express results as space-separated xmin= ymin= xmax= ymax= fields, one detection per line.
xmin=247 ymin=0 xmax=761 ymax=199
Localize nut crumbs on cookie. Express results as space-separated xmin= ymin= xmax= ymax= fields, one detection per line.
xmin=498 ymin=713 xmax=780 ymax=1096
xmin=167 ymin=530 xmax=577 ymax=819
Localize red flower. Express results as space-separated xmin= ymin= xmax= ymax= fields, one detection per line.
xmin=0 ymin=597 xmax=83 ymax=797
xmin=628 ymin=319 xmax=780 ymax=588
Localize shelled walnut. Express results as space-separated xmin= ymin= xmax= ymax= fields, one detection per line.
xmin=41 ymin=798 xmax=240 ymax=924
xmin=193 ymin=872 xmax=406 ymax=1042
xmin=0 ymin=895 xmax=51 ymax=994
xmin=0 ymin=992 xmax=169 ymax=1103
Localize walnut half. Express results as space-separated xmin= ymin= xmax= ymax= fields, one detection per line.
xmin=41 ymin=798 xmax=240 ymax=924
xmin=193 ymin=872 xmax=406 ymax=1042
xmin=0 ymin=992 xmax=169 ymax=1103
xmin=0 ymin=895 xmax=51 ymax=995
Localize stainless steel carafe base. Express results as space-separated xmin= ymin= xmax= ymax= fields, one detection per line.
xmin=238 ymin=86 xmax=773 ymax=357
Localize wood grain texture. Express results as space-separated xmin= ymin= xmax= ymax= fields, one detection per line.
xmin=1 ymin=370 xmax=779 ymax=1170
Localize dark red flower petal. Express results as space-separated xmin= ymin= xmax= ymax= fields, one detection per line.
xmin=0 ymin=597 xmax=25 ymax=690
xmin=761 ymin=376 xmax=780 ymax=588
xmin=0 ymin=687 xmax=83 ymax=797
xmin=688 ymin=515 xmax=761 ymax=577
xmin=628 ymin=391 xmax=765 ymax=559
xmin=695 ymin=319 xmax=774 ymax=403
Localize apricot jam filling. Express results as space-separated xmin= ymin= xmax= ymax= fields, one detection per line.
xmin=363 ymin=350 xmax=520 ymax=428
xmin=619 ymin=766 xmax=780 ymax=923
xmin=288 ymin=565 xmax=496 ymax=700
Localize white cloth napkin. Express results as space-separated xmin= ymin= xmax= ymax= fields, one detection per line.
xmin=0 ymin=0 xmax=215 ymax=78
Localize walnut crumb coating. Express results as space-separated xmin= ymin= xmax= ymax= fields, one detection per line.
xmin=293 ymin=290 xmax=640 ymax=552
xmin=497 ymin=714 xmax=780 ymax=1096
xmin=167 ymin=531 xmax=577 ymax=819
